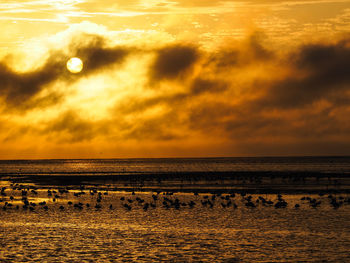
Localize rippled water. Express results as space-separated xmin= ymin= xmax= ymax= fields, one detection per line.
xmin=1 ymin=188 xmax=350 ymax=262
xmin=1 ymin=156 xmax=350 ymax=175
xmin=1 ymin=157 xmax=350 ymax=262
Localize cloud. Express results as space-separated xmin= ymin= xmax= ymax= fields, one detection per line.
xmin=206 ymin=32 xmax=274 ymax=69
xmin=149 ymin=44 xmax=199 ymax=81
xmin=114 ymin=76 xmax=228 ymax=117
xmin=112 ymin=35 xmax=350 ymax=153
xmin=254 ymin=38 xmax=350 ymax=109
xmin=70 ymin=34 xmax=130 ymax=73
xmin=190 ymin=77 xmax=228 ymax=95
xmin=0 ymin=56 xmax=66 ymax=107
xmin=124 ymin=113 xmax=182 ymax=140
xmin=2 ymin=31 xmax=350 ymax=156
xmin=0 ymin=32 xmax=265 ymax=111
xmin=0 ymin=33 xmax=130 ymax=110
xmin=40 ymin=108 xmax=181 ymax=143
xmin=43 ymin=110 xmax=98 ymax=142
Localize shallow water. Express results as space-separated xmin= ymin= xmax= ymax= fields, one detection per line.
xmin=1 ymin=188 xmax=350 ymax=262
xmin=1 ymin=157 xmax=350 ymax=175
xmin=1 ymin=157 xmax=350 ymax=193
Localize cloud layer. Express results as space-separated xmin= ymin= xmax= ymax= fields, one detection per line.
xmin=1 ymin=31 xmax=350 ymax=157
xmin=0 ymin=34 xmax=130 ymax=109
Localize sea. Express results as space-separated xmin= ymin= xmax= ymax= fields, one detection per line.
xmin=0 ymin=156 xmax=350 ymax=262
xmin=1 ymin=156 xmax=350 ymax=175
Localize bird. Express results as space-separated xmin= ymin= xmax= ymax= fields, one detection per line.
xmin=143 ymin=203 xmax=149 ymax=211
xmin=274 ymin=200 xmax=288 ymax=209
xmin=123 ymin=203 xmax=132 ymax=210
xmin=245 ymin=201 xmax=256 ymax=208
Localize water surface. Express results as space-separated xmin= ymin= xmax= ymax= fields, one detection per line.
xmin=1 ymin=157 xmax=350 ymax=262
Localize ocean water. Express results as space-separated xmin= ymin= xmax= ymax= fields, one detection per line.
xmin=1 ymin=157 xmax=350 ymax=262
xmin=1 ymin=191 xmax=350 ymax=262
xmin=1 ymin=156 xmax=350 ymax=176
xmin=1 ymin=157 xmax=349 ymax=192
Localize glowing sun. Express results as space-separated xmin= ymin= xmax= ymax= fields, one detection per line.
xmin=67 ymin=57 xmax=83 ymax=73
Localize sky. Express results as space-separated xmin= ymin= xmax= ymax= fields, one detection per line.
xmin=0 ymin=0 xmax=350 ymax=159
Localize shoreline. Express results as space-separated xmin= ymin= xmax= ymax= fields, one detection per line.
xmin=1 ymin=170 xmax=350 ymax=194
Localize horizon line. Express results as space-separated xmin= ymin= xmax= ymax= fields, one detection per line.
xmin=0 ymin=155 xmax=349 ymax=161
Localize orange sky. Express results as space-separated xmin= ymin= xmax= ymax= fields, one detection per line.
xmin=0 ymin=0 xmax=350 ymax=158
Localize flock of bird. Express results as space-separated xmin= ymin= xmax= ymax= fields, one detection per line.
xmin=1 ymin=184 xmax=349 ymax=212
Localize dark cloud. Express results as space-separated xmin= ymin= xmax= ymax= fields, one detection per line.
xmin=0 ymin=34 xmax=130 ymax=110
xmin=44 ymin=111 xmax=97 ymax=142
xmin=186 ymin=43 xmax=350 ymax=139
xmin=113 ymin=36 xmax=350 ymax=152
xmin=150 ymin=44 xmax=199 ymax=81
xmin=112 ymin=76 xmax=229 ymax=141
xmin=115 ymin=77 xmax=227 ymax=116
xmin=255 ymin=39 xmax=350 ymax=109
xmin=40 ymin=109 xmax=182 ymax=143
xmin=186 ymin=97 xmax=350 ymax=145
xmin=190 ymin=78 xmax=228 ymax=95
xmin=3 ymin=33 xmax=350 ymax=155
xmin=124 ymin=114 xmax=182 ymax=140
xmin=114 ymin=92 xmax=185 ymax=116
xmin=0 ymin=57 xmax=66 ymax=107
xmin=247 ymin=32 xmax=273 ymax=61
xmin=206 ymin=33 xmax=273 ymax=69
xmin=71 ymin=34 xmax=129 ymax=74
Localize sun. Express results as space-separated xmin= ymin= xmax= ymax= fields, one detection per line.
xmin=67 ymin=57 xmax=83 ymax=73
